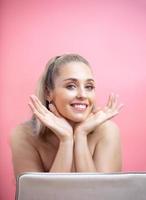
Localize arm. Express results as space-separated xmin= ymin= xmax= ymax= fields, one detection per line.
xmin=74 ymin=133 xmax=96 ymax=172
xmin=93 ymin=121 xmax=122 ymax=172
xmin=50 ymin=139 xmax=73 ymax=172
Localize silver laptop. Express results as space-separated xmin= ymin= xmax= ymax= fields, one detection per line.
xmin=16 ymin=172 xmax=146 ymax=200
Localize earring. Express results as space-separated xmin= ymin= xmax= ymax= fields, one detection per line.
xmin=46 ymin=100 xmax=52 ymax=109
xmin=48 ymin=100 xmax=53 ymax=110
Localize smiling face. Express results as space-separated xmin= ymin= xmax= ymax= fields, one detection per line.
xmin=47 ymin=62 xmax=96 ymax=123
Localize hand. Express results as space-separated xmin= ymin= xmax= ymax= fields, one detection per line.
xmin=28 ymin=95 xmax=73 ymax=142
xmin=74 ymin=93 xmax=123 ymax=136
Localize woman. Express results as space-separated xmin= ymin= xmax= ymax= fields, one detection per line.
xmin=10 ymin=53 xmax=123 ymax=178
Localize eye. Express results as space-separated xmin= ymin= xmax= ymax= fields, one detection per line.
xmin=66 ymin=84 xmax=76 ymax=90
xmin=85 ymin=85 xmax=95 ymax=91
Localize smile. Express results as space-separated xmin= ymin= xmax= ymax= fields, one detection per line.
xmin=70 ymin=103 xmax=88 ymax=112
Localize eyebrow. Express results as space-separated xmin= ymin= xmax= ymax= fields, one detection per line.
xmin=63 ymin=78 xmax=95 ymax=83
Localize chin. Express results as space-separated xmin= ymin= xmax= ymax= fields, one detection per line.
xmin=66 ymin=114 xmax=88 ymax=123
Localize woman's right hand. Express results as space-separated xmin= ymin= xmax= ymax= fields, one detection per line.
xmin=28 ymin=95 xmax=73 ymax=142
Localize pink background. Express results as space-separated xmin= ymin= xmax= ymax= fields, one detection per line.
xmin=1 ymin=0 xmax=146 ymax=199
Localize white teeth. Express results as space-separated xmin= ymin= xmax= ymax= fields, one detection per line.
xmin=72 ymin=104 xmax=86 ymax=109
xmin=74 ymin=105 xmax=86 ymax=109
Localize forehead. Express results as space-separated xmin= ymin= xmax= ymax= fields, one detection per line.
xmin=56 ymin=62 xmax=94 ymax=81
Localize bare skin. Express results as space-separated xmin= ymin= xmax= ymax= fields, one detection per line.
xmin=11 ymin=94 xmax=122 ymax=177
xmin=10 ymin=62 xmax=123 ymax=177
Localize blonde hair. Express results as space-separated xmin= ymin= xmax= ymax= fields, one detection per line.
xmin=31 ymin=53 xmax=90 ymax=136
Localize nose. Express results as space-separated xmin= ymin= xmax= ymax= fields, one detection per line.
xmin=76 ymin=87 xmax=87 ymax=99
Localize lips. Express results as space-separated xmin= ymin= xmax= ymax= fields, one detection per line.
xmin=70 ymin=103 xmax=88 ymax=112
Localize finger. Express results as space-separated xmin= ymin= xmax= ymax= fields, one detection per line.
xmin=49 ymin=103 xmax=61 ymax=117
xmin=29 ymin=95 xmax=48 ymax=115
xmin=111 ymin=94 xmax=119 ymax=110
xmin=32 ymin=109 xmax=46 ymax=124
xmin=31 ymin=96 xmax=59 ymax=116
xmin=106 ymin=93 xmax=113 ymax=108
xmin=28 ymin=102 xmax=45 ymax=122
xmin=111 ymin=95 xmax=124 ymax=113
xmin=117 ymin=103 xmax=124 ymax=112
xmin=107 ymin=103 xmax=124 ymax=118
xmin=28 ymin=101 xmax=36 ymax=112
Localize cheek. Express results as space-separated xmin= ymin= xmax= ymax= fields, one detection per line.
xmin=89 ymin=93 xmax=96 ymax=103
xmin=54 ymin=90 xmax=76 ymax=102
xmin=53 ymin=90 xmax=75 ymax=108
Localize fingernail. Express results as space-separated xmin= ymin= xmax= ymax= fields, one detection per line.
xmin=30 ymin=95 xmax=36 ymax=99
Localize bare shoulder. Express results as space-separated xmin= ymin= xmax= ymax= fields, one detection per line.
xmin=10 ymin=121 xmax=35 ymax=146
xmin=92 ymin=120 xmax=120 ymax=142
xmin=98 ymin=120 xmax=120 ymax=132
xmin=10 ymin=121 xmax=45 ymax=176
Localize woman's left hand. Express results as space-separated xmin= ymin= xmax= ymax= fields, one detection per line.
xmin=74 ymin=93 xmax=123 ymax=136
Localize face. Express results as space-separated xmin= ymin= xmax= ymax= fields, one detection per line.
xmin=47 ymin=62 xmax=96 ymax=123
